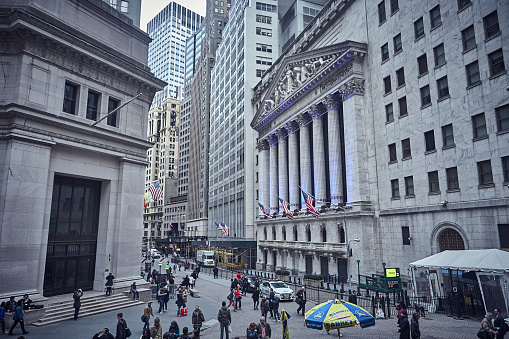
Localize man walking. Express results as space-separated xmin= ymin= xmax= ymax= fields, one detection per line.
xmin=115 ymin=312 xmax=128 ymax=339
xmin=192 ymin=305 xmax=205 ymax=334
xmin=256 ymin=316 xmax=271 ymax=339
xmin=213 ymin=266 xmax=219 ymax=279
xmin=494 ymin=308 xmax=507 ymax=339
xmin=8 ymin=300 xmax=28 ymax=336
xmin=73 ymin=289 xmax=83 ymax=320
xmin=150 ymin=317 xmax=163 ymax=339
xmin=144 ymin=300 xmax=154 ymax=331
xmin=296 ymin=286 xmax=307 ymax=315
xmin=217 ymin=301 xmax=231 ymax=339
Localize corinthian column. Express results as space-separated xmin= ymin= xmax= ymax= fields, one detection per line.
xmin=297 ymin=114 xmax=312 ymax=210
xmin=286 ymin=121 xmax=300 ymax=211
xmin=310 ymin=105 xmax=327 ymax=206
xmin=324 ymin=94 xmax=343 ymax=206
xmin=268 ymin=134 xmax=279 ymax=214
xmin=276 ymin=129 xmax=289 ymax=212
xmin=257 ymin=139 xmax=270 ymax=208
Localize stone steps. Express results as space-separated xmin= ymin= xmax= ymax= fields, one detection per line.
xmin=32 ymin=293 xmax=144 ymax=326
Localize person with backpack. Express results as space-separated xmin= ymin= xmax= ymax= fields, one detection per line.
xmin=192 ymin=305 xmax=205 ymax=334
xmin=8 ymin=300 xmax=28 ymax=336
xmin=116 ymin=312 xmax=130 ymax=339
xmin=217 ymin=301 xmax=231 ymax=339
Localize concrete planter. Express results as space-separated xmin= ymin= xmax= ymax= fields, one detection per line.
xmin=304 ymin=279 xmax=323 ymax=288
xmin=276 ymin=274 xmax=290 ymax=281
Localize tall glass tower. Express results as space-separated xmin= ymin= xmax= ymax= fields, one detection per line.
xmin=147 ymin=2 xmax=204 ymax=106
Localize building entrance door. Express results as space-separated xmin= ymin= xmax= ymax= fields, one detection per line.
xmin=43 ymin=176 xmax=101 ymax=297
xmin=320 ymin=256 xmax=329 ymax=277
xmin=305 ymin=255 xmax=313 ymax=274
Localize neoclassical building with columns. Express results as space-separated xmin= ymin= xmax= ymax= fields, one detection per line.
xmin=251 ymin=0 xmax=509 ymax=285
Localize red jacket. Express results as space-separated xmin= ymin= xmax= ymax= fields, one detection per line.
xmin=234 ymin=289 xmax=241 ymax=299
xmin=237 ymin=273 xmax=241 ymax=280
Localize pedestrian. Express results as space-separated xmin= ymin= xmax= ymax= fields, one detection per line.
xmin=141 ymin=329 xmax=151 ymax=339
xmin=227 ymin=288 xmax=234 ymax=307
xmin=176 ymin=288 xmax=186 ymax=316
xmin=272 ymin=295 xmax=280 ymax=321
xmin=6 ymin=297 xmax=16 ymax=313
xmin=189 ymin=275 xmax=195 ymax=289
xmin=296 ymin=286 xmax=307 ymax=315
xmin=480 ymin=312 xmax=498 ymax=339
xmin=192 ymin=305 xmax=205 ymax=334
xmin=20 ymin=294 xmax=32 ymax=310
xmin=182 ymin=275 xmax=190 ymax=290
xmin=115 ymin=312 xmax=128 ymax=339
xmin=213 ymin=266 xmax=219 ymax=279
xmin=151 ymin=317 xmax=163 ymax=339
xmin=180 ymin=327 xmax=191 ymax=339
xmin=168 ymin=320 xmax=179 ymax=339
xmin=397 ymin=310 xmax=410 ymax=339
xmin=494 ymin=308 xmax=507 ymax=339
xmin=242 ymin=277 xmax=249 ymax=295
xmin=130 ymin=282 xmax=140 ymax=299
xmin=105 ymin=272 xmax=115 ymax=296
xmin=237 ymin=272 xmax=242 ymax=280
xmin=143 ymin=300 xmax=154 ymax=331
xmin=163 ymin=286 xmax=169 ymax=312
xmin=158 ymin=286 xmax=166 ymax=314
xmin=234 ymin=286 xmax=242 ymax=311
xmin=173 ymin=265 xmax=177 ymax=274
xmin=252 ymin=287 xmax=260 ymax=310
xmin=178 ymin=263 xmax=181 ymax=271
xmin=256 ymin=316 xmax=271 ymax=339
xmin=268 ymin=289 xmax=275 ymax=318
xmin=8 ymin=300 xmax=28 ymax=336
xmin=260 ymin=296 xmax=269 ymax=320
xmin=411 ymin=313 xmax=420 ymax=339
xmin=0 ymin=301 xmax=6 ymax=334
xmin=73 ymin=288 xmax=83 ymax=320
xmin=92 ymin=328 xmax=114 ymax=339
xmin=217 ymin=301 xmax=231 ymax=339
xmin=396 ymin=300 xmax=407 ymax=327
xmin=348 ymin=290 xmax=358 ymax=305
xmin=246 ymin=322 xmax=258 ymax=339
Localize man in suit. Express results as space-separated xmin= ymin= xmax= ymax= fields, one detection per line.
xmin=494 ymin=308 xmax=507 ymax=339
xmin=296 ymin=286 xmax=307 ymax=315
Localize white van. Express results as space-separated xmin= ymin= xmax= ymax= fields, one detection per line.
xmin=148 ymin=249 xmax=161 ymax=259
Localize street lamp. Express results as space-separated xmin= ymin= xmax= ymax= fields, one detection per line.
xmin=347 ymin=238 xmax=360 ymax=291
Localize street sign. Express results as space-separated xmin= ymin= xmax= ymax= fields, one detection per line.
xmin=385 ymin=268 xmax=400 ymax=278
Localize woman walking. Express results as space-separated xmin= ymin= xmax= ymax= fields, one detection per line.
xmin=252 ymin=287 xmax=260 ymax=310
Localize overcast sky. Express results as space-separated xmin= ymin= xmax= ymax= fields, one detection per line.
xmin=140 ymin=0 xmax=206 ymax=32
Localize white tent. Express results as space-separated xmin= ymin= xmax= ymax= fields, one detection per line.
xmin=409 ymin=249 xmax=509 ymax=314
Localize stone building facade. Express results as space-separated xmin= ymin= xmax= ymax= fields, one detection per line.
xmin=251 ymin=0 xmax=509 ymax=283
xmin=0 ymin=0 xmax=164 ymax=297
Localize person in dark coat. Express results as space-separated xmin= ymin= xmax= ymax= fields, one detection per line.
xmin=105 ymin=273 xmax=115 ymax=296
xmin=272 ymin=295 xmax=280 ymax=321
xmin=8 ymin=300 xmax=28 ymax=335
xmin=92 ymin=328 xmax=114 ymax=339
xmin=5 ymin=297 xmax=16 ymax=313
xmin=115 ymin=312 xmax=127 ymax=339
xmin=192 ymin=305 xmax=205 ymax=333
xmin=268 ymin=289 xmax=275 ymax=318
xmin=73 ymin=289 xmax=83 ymax=320
xmin=0 ymin=301 xmax=6 ymax=334
xmin=246 ymin=322 xmax=258 ymax=339
xmin=217 ymin=301 xmax=231 ymax=339
xmin=176 ymin=289 xmax=186 ymax=316
xmin=494 ymin=308 xmax=507 ymax=339
xmin=411 ymin=313 xmax=420 ymax=339
xmin=256 ymin=316 xmax=271 ymax=339
xmin=252 ymin=287 xmax=260 ymax=310
xmin=260 ymin=296 xmax=269 ymax=320
xmin=213 ymin=267 xmax=219 ymax=279
xmin=397 ymin=310 xmax=410 ymax=339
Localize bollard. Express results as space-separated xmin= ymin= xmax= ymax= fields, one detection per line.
xmin=371 ymin=295 xmax=376 ymax=319
xmin=333 ymin=283 xmax=337 ymax=292
xmin=327 ymin=282 xmax=330 ymax=290
xmin=340 ymin=284 xmax=345 ymax=294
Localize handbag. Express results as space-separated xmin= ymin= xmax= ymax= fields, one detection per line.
xmin=141 ymin=314 xmax=147 ymax=322
xmin=477 ymin=329 xmax=487 ymax=339
xmin=125 ymin=327 xmax=132 ymax=337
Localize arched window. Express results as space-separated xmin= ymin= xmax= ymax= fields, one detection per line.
xmin=322 ymin=228 xmax=327 ymax=242
xmin=439 ymin=228 xmax=465 ymax=252
xmin=307 ymin=228 xmax=311 ymax=242
xmin=339 ymin=227 xmax=345 ymax=243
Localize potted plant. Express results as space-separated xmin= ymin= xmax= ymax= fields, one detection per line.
xmin=275 ymin=270 xmax=290 ymax=281
xmin=304 ymin=274 xmax=323 ymax=287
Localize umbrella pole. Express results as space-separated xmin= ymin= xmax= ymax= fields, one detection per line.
xmin=337 ymin=328 xmax=342 ymax=337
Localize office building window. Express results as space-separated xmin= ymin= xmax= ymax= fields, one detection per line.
xmin=472 ymin=113 xmax=487 ymax=139
xmin=256 ymin=2 xmax=277 ymax=12
xmin=378 ymin=1 xmax=386 ymax=24
xmin=256 ymin=69 xmax=265 ymax=77
xmin=405 ymin=176 xmax=414 ymax=196
xmin=430 ymin=5 xmax=441 ymax=29
xmin=256 ymin=56 xmax=272 ymax=65
xmin=442 ymin=124 xmax=455 ymax=147
xmin=420 ymin=85 xmax=431 ymax=107
xmin=390 ymin=0 xmax=399 ymax=14
xmin=107 ymin=97 xmax=119 ymax=127
xmin=256 ymin=43 xmax=272 ymax=53
xmin=256 ymin=27 xmax=272 ymax=36
xmin=488 ymin=49 xmax=505 ymax=77
xmin=462 ymin=25 xmax=476 ymax=51
xmin=414 ymin=17 xmax=424 ymax=39
xmin=399 ymin=96 xmax=408 ymax=116
xmin=381 ymin=43 xmax=389 ymax=62
xmin=63 ymin=82 xmax=78 ymax=115
xmin=383 ymin=75 xmax=391 ymax=94
xmin=428 ymin=171 xmax=440 ymax=193
xmin=120 ymin=1 xmax=128 ymax=12
xmin=401 ymin=138 xmax=411 ymax=159
xmin=437 ymin=76 xmax=449 ymax=99
xmin=458 ymin=0 xmax=471 ymax=10
xmin=393 ymin=33 xmax=402 ymax=53
xmin=498 ymin=224 xmax=509 ymax=249
xmin=434 ymin=43 xmax=446 ymax=66
xmin=86 ymin=90 xmax=100 ymax=120
xmin=418 ymin=54 xmax=428 ymax=75
xmin=389 ymin=143 xmax=397 ymax=162
xmin=386 ymin=103 xmax=394 ymax=122
xmin=484 ymin=11 xmax=500 ymax=39
xmin=391 ymin=179 xmax=400 ymax=198
xmin=256 ymin=14 xmax=272 ymax=24
xmin=424 ymin=130 xmax=436 ymax=152
xmin=446 ymin=167 xmax=459 ymax=190
xmin=466 ymin=61 xmax=480 ymax=86
xmin=502 ymin=156 xmax=509 ymax=182
xmin=396 ymin=67 xmax=405 ymax=87
xmin=402 ymin=227 xmax=411 ymax=245
xmin=477 ymin=160 xmax=493 ymax=186
xmin=496 ymin=104 xmax=509 ymax=132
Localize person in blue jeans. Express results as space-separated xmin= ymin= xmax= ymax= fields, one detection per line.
xmin=143 ymin=301 xmax=153 ymax=331
xmin=217 ymin=301 xmax=231 ymax=339
xmin=8 ymin=300 xmax=28 ymax=335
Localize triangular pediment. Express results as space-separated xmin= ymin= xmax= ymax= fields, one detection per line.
xmin=251 ymin=41 xmax=366 ymax=131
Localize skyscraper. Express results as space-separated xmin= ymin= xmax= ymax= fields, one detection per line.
xmin=147 ymin=2 xmax=204 ymax=106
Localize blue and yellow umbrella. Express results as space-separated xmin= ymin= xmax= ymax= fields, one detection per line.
xmin=304 ymin=299 xmax=375 ymax=336
xmin=281 ymin=309 xmax=291 ymax=339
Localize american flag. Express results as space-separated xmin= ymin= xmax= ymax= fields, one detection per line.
xmin=278 ymin=197 xmax=293 ymax=220
xmin=215 ymin=221 xmax=225 ymax=235
xmin=148 ymin=182 xmax=163 ymax=200
xmin=220 ymin=221 xmax=229 ymax=236
xmin=257 ymin=201 xmax=272 ymax=218
xmin=301 ymin=189 xmax=319 ymax=218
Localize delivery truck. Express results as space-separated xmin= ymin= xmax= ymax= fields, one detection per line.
xmin=196 ymin=250 xmax=215 ymax=267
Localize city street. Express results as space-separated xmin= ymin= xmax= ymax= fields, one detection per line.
xmin=22 ymin=268 xmax=481 ymax=339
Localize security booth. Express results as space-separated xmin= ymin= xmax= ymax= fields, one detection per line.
xmin=409 ymin=249 xmax=509 ymax=317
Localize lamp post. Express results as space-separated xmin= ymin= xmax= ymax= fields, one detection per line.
xmin=347 ymin=238 xmax=360 ymax=291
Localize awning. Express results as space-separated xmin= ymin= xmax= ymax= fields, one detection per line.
xmin=409 ymin=249 xmax=509 ymax=273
